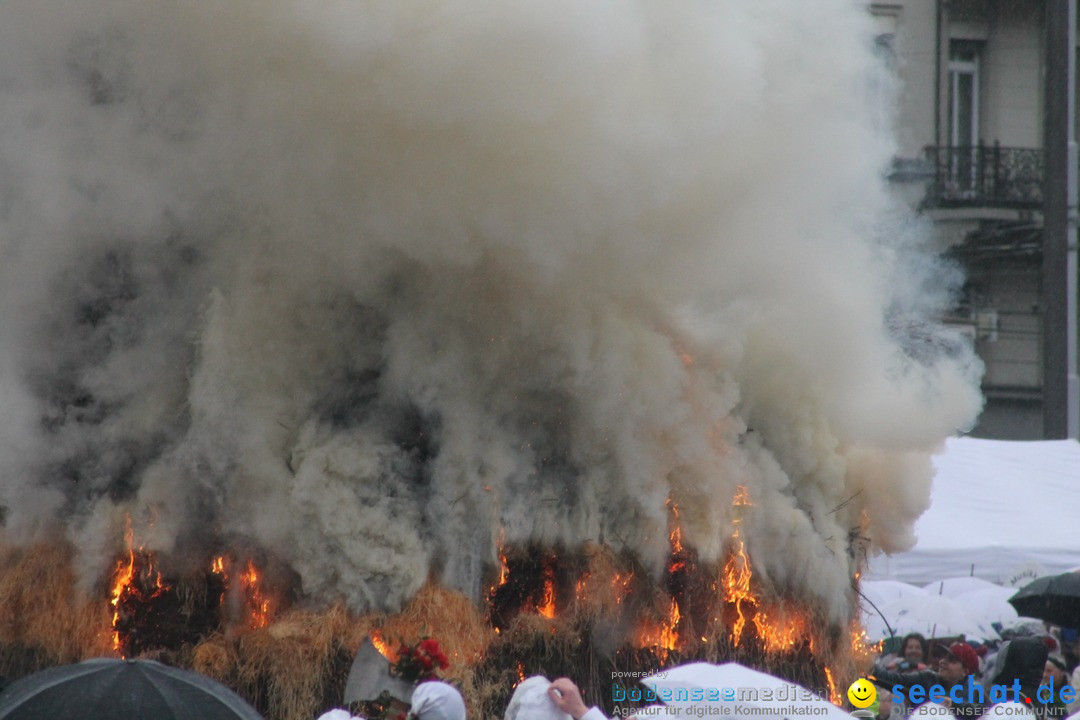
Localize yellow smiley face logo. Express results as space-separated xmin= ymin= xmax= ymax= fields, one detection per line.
xmin=847 ymin=678 xmax=877 ymax=709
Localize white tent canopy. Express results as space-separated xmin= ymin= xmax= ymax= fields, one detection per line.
xmin=866 ymin=437 xmax=1080 ymax=586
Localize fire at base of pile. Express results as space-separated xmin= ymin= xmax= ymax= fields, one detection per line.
xmin=0 ymin=540 xmax=877 ymax=720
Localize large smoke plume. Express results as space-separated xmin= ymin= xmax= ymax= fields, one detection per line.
xmin=0 ymin=0 xmax=982 ymax=624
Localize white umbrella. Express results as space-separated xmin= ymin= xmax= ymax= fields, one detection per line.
xmin=951 ymin=587 xmax=1020 ymax=629
xmin=860 ymin=580 xmax=928 ymax=641
xmin=922 ymin=577 xmax=1001 ymax=598
xmin=862 ymin=580 xmax=927 ymax=607
xmin=860 ymin=606 xmax=900 ymax=643
xmin=641 ymin=662 xmax=849 ymax=720
xmin=877 ymin=594 xmax=999 ymax=642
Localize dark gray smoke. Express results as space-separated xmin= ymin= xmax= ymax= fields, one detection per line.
xmin=0 ymin=0 xmax=983 ymax=622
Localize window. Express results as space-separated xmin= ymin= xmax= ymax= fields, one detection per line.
xmin=947 ymin=39 xmax=982 ymax=193
xmin=948 ymin=40 xmax=981 ymax=147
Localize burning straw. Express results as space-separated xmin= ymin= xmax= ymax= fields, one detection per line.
xmin=473 ymin=542 xmax=875 ymax=716
xmin=229 ymin=605 xmax=370 ymax=720
xmin=0 ymin=538 xmax=878 ymax=720
xmin=191 ymin=580 xmax=495 ymax=720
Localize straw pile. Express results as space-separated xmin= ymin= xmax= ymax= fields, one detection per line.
xmin=190 ymin=580 xmax=496 ymax=720
xmin=0 ymin=540 xmax=874 ymax=720
xmin=197 ymin=604 xmax=372 ymax=720
xmin=0 ymin=541 xmax=112 ymax=681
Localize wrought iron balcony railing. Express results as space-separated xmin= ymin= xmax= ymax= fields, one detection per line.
xmin=922 ymin=144 xmax=1043 ymax=209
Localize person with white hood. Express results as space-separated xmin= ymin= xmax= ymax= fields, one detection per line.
xmin=409 ymin=681 xmax=467 ymax=720
xmin=336 ymin=682 xmax=466 ymax=720
xmin=506 ymin=676 xmax=574 ymax=720
xmin=515 ymin=676 xmax=665 ymax=720
xmin=317 ymin=710 xmax=364 ymax=720
xmin=545 ymin=677 xmax=606 ymax=720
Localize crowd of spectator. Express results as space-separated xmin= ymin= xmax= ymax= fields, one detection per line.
xmin=865 ymin=627 xmax=1080 ymax=720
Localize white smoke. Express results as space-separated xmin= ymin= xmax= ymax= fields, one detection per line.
xmin=0 ymin=0 xmax=982 ymax=622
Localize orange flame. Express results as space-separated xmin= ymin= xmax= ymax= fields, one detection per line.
xmin=210 ymin=555 xmax=227 ymax=607
xmin=490 ymin=528 xmax=509 ymax=598
xmin=109 ymin=520 xmax=137 ymax=652
xmin=209 ymin=554 xmax=273 ymax=630
xmin=574 ymin=572 xmax=590 ymax=603
xmin=480 ymin=482 xmax=846 ymax=668
xmin=753 ymin=609 xmax=808 ymax=653
xmin=638 ymin=597 xmax=681 ymax=658
xmin=610 ymin=572 xmax=633 ymax=605
xmin=637 ymin=497 xmax=687 ymax=658
xmin=667 ymin=497 xmax=685 ymax=571
xmin=371 ymin=630 xmax=395 ymax=661
xmin=721 ymin=485 xmax=757 ymax=647
xmin=241 ymin=559 xmax=272 ymax=629
xmin=537 ymin=563 xmax=556 ymax=619
xmin=722 ymin=532 xmax=754 ymax=646
xmin=824 ymin=667 xmax=841 ymax=706
xmin=109 ymin=516 xmax=168 ymax=655
xmin=662 ymin=598 xmax=681 ymax=649
xmin=497 ymin=553 xmax=510 ymax=589
xmin=733 ymin=484 xmax=751 ymax=507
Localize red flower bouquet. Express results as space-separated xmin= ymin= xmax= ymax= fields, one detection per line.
xmin=391 ymin=637 xmax=450 ymax=683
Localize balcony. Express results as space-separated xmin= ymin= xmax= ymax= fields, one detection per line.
xmin=922 ymin=144 xmax=1043 ymax=210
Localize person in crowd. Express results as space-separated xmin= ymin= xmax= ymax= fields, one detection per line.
xmin=1059 ymin=629 xmax=1079 ymax=673
xmin=516 ymin=677 xmax=664 ymax=720
xmin=317 ymin=710 xmax=363 ymax=720
xmin=1041 ymin=656 xmax=1070 ymax=719
xmin=869 ymin=688 xmax=897 ymax=720
xmin=887 ymin=634 xmax=930 ymax=673
xmin=506 ymin=676 xmax=571 ymax=720
xmin=547 ymin=678 xmax=606 ymax=720
xmin=985 ymin=638 xmax=1050 ymax=717
xmin=1069 ymin=660 xmax=1080 ymax=716
xmin=872 ymin=641 xmax=984 ymax=718
xmin=409 ymin=681 xmax=467 ymax=720
xmin=1043 ymin=656 xmax=1069 ymax=689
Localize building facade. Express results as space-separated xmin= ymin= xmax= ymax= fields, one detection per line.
xmin=873 ymin=0 xmax=1075 ymax=438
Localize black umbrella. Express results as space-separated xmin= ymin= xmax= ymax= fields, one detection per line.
xmin=0 ymin=658 xmax=265 ymax=720
xmin=1008 ymin=571 xmax=1080 ymax=628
